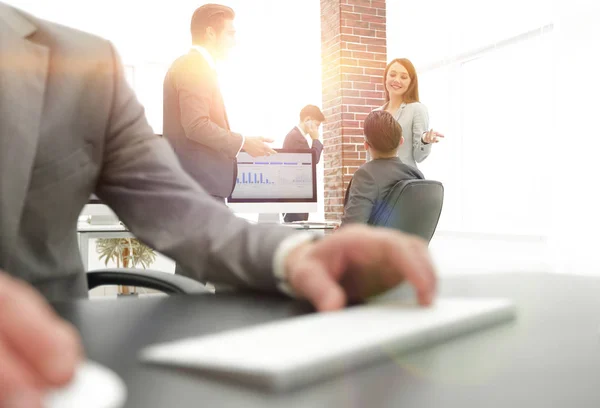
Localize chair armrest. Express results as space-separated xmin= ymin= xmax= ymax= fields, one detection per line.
xmin=86 ymin=268 xmax=210 ymax=295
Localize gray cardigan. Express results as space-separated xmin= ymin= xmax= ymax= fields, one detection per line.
xmin=374 ymin=102 xmax=432 ymax=169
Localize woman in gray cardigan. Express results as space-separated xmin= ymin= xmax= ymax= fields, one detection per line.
xmin=375 ymin=58 xmax=444 ymax=169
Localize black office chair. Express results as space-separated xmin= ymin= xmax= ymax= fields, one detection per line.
xmin=84 ymin=193 xmax=209 ymax=295
xmin=87 ymin=268 xmax=210 ymax=295
xmin=367 ymin=180 xmax=444 ymax=243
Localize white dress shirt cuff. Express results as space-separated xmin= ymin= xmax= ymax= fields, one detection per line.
xmin=235 ymin=134 xmax=245 ymax=157
xmin=272 ymin=232 xmax=319 ymax=298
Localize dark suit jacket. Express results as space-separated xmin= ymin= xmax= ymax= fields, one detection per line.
xmin=341 ymin=157 xmax=424 ymax=225
xmin=282 ymin=127 xmax=323 ymax=222
xmin=283 ymin=127 xmax=323 ymax=164
xmin=0 ymin=3 xmax=295 ymax=301
xmin=163 ymin=50 xmax=242 ymax=198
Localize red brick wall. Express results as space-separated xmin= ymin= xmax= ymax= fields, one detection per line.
xmin=320 ymin=0 xmax=387 ymax=221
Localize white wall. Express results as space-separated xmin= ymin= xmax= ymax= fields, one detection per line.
xmin=388 ymin=0 xmax=600 ymax=275
xmin=546 ymin=0 xmax=600 ymax=275
xmin=6 ymin=0 xmax=322 ymax=143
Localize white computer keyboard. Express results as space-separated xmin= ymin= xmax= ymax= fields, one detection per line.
xmin=140 ymin=298 xmax=516 ymax=391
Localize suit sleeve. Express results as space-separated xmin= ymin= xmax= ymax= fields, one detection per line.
xmin=95 ymin=42 xmax=296 ymax=291
xmin=173 ymin=58 xmax=243 ymax=158
xmin=340 ymin=168 xmax=379 ymax=226
xmin=311 ymin=139 xmax=323 ymax=164
xmin=412 ymin=103 xmax=432 ymax=164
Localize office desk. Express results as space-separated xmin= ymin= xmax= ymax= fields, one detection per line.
xmin=77 ymin=221 xmax=335 ymax=271
xmin=53 ymin=273 xmax=600 ymax=407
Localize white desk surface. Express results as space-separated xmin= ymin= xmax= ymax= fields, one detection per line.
xmin=77 ymin=222 xmax=129 ymax=233
xmin=77 ymin=221 xmax=335 ymax=233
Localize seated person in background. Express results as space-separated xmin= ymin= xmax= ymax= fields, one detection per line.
xmin=282 ymin=105 xmax=325 ymax=223
xmin=341 ymin=110 xmax=424 ymax=226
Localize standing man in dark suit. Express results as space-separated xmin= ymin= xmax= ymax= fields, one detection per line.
xmin=163 ymin=4 xmax=276 ymax=201
xmin=282 ymin=105 xmax=325 ymax=222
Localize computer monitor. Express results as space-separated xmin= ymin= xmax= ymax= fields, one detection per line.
xmin=227 ymin=149 xmax=318 ymax=223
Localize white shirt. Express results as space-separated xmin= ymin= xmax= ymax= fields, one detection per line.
xmin=191 ymin=45 xmax=245 ymax=155
xmin=272 ymin=233 xmax=318 ymax=297
xmin=295 ymin=125 xmax=313 ymax=146
xmin=191 ymin=45 xmax=216 ymax=70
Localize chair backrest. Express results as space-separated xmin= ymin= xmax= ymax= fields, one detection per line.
xmin=368 ymin=179 xmax=444 ymax=243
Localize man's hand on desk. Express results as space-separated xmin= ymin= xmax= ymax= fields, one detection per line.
xmin=283 ymin=225 xmax=437 ymax=312
xmin=242 ymin=136 xmax=277 ymax=157
xmin=0 ymin=271 xmax=82 ymax=407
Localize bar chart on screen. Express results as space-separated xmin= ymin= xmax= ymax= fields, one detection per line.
xmin=237 ymin=171 xmax=275 ymax=185
xmin=232 ymin=153 xmax=314 ymax=200
xmin=236 ymin=169 xmax=310 ymax=186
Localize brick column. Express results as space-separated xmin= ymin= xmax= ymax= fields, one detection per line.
xmin=320 ymin=0 xmax=387 ymax=222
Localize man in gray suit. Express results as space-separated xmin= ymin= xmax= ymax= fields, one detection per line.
xmin=342 ymin=111 xmax=424 ymax=225
xmin=0 ymin=3 xmax=436 ymax=405
xmin=163 ymin=4 xmax=275 ymax=201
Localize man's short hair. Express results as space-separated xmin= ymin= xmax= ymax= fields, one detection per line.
xmin=363 ymin=110 xmax=403 ymax=153
xmin=191 ymin=4 xmax=235 ymax=44
xmin=299 ymin=105 xmax=325 ymax=122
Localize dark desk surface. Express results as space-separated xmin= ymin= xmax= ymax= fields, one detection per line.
xmin=53 ymin=273 xmax=600 ymax=408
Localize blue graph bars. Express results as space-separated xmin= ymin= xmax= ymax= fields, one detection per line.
xmin=236 ymin=172 xmax=274 ymax=185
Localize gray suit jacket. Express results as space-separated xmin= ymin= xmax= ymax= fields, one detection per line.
xmin=375 ymin=102 xmax=432 ymax=169
xmin=341 ymin=157 xmax=424 ymax=225
xmin=163 ymin=50 xmax=242 ymax=198
xmin=0 ymin=3 xmax=295 ymax=301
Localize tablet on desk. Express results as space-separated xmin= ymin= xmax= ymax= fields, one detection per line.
xmin=140 ymin=298 xmax=516 ymax=391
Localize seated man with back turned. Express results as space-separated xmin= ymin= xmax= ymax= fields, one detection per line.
xmin=282 ymin=105 xmax=325 ymax=223
xmin=341 ymin=110 xmax=424 ymax=226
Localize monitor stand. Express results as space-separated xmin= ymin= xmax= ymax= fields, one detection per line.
xmin=257 ymin=213 xmax=281 ymax=224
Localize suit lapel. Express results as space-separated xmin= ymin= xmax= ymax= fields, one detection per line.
xmin=0 ymin=6 xmax=48 ymax=265
xmin=294 ymin=127 xmax=310 ymax=148
xmin=191 ymin=49 xmax=231 ymax=130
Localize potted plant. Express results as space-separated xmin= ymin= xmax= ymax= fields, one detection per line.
xmin=96 ymin=238 xmax=157 ymax=296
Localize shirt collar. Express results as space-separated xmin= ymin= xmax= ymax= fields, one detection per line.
xmin=191 ymin=45 xmax=216 ymax=70
xmin=296 ymin=125 xmax=312 ymax=145
xmin=295 ymin=125 xmax=307 ymax=137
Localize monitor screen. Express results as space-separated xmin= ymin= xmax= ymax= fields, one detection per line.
xmin=229 ymin=150 xmax=316 ymax=202
xmin=228 ymin=149 xmax=318 ymax=216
